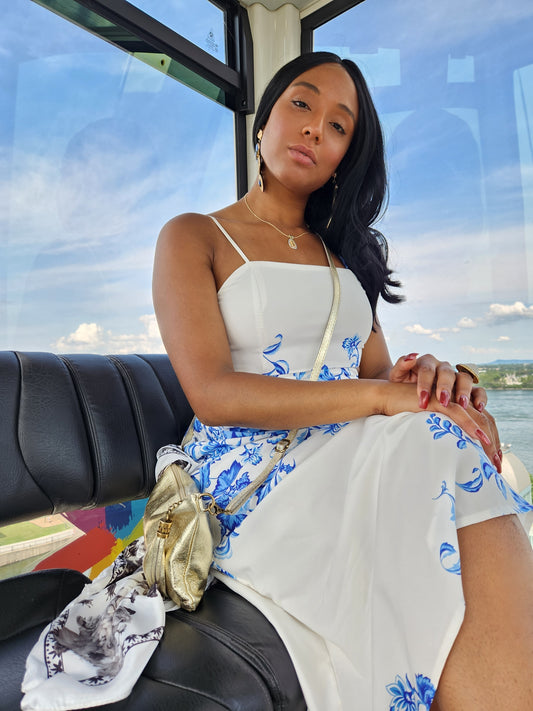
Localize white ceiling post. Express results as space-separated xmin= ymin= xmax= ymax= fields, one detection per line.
xmin=241 ymin=3 xmax=301 ymax=190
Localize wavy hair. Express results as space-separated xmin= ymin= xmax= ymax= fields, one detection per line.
xmin=252 ymin=52 xmax=402 ymax=318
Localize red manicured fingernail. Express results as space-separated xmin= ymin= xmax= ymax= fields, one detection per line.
xmin=498 ymin=448 xmax=503 ymax=460
xmin=476 ymin=429 xmax=491 ymax=446
xmin=459 ymin=395 xmax=469 ymax=409
xmin=476 ymin=402 xmax=485 ymax=412
xmin=405 ymin=352 xmax=418 ymax=361
xmin=440 ymin=390 xmax=450 ymax=407
xmin=419 ymin=390 xmax=430 ymax=409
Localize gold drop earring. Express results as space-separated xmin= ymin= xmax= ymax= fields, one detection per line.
xmin=255 ymin=129 xmax=264 ymax=192
xmin=326 ymin=173 xmax=338 ymax=230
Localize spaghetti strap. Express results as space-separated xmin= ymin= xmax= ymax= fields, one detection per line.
xmin=208 ymin=215 xmax=250 ymax=264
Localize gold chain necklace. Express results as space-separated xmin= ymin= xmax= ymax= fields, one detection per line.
xmin=243 ymin=195 xmax=309 ymax=250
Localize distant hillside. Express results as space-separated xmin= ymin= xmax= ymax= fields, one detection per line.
xmin=477 ymin=362 xmax=533 ymax=389
xmin=485 ymin=360 xmax=533 ymax=365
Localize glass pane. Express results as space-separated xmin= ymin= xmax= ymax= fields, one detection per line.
xmin=0 ymin=0 xmax=236 ymax=578
xmin=315 ymin=0 xmax=533 ymax=474
xmin=129 ymin=0 xmax=226 ymax=60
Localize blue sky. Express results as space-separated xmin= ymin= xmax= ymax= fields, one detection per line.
xmin=1 ymin=0 xmax=532 ymax=364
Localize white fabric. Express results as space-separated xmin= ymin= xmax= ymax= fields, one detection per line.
xmin=22 ymin=231 xmax=533 ymax=710
xmin=21 ymin=541 xmax=165 ymax=710
xmin=181 ymin=243 xmax=533 ymax=709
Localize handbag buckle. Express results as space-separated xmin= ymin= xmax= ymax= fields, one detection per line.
xmin=275 ymin=438 xmax=290 ymax=453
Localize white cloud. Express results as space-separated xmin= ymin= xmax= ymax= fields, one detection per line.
xmin=457 ymin=317 xmax=477 ymax=329
xmin=487 ymin=301 xmax=533 ymax=322
xmin=406 ymin=323 xmax=433 ymax=335
xmin=53 ymin=314 xmax=165 ymax=354
xmin=404 ymin=323 xmax=452 ymax=341
xmin=58 ymin=322 xmax=103 ymax=346
xmin=497 ymin=336 xmax=511 ymax=342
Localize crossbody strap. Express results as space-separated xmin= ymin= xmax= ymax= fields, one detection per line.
xmin=219 ymin=244 xmax=341 ymax=516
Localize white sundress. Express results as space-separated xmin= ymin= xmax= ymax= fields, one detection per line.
xmin=22 ymin=217 xmax=533 ymax=711
xmin=183 ymin=217 xmax=533 ymax=710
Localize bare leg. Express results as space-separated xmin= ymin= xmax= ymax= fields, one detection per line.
xmin=431 ymin=514 xmax=533 ymax=710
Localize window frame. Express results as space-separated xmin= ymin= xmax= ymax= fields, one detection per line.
xmin=301 ymin=0 xmax=365 ymax=53
xmin=31 ymin=0 xmax=254 ymax=195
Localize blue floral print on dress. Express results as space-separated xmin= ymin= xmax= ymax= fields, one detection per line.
xmin=433 ymin=481 xmax=456 ymax=522
xmin=426 ymin=414 xmax=533 ymax=515
xmin=263 ymin=333 xmax=290 ymax=376
xmin=386 ymin=673 xmax=435 ymax=710
xmin=263 ymin=332 xmax=359 ymax=381
xmin=439 ymin=542 xmax=461 ymax=575
xmin=342 ymin=334 xmax=362 ymax=367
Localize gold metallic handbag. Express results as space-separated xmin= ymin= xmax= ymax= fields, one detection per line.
xmin=143 ymin=457 xmax=218 ymax=610
xmin=143 ymin=242 xmax=340 ymax=610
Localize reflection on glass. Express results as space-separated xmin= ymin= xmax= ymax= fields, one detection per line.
xmin=1 ymin=0 xmax=235 ymax=354
xmin=315 ymin=0 xmax=533 ymax=363
xmin=128 ymin=0 xmax=226 ymax=60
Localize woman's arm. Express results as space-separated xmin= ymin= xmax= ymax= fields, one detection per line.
xmin=153 ymin=213 xmax=387 ymax=428
xmin=152 ymin=215 xmax=500 ymax=468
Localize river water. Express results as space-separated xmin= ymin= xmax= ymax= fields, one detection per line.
xmin=487 ymin=390 xmax=533 ymax=475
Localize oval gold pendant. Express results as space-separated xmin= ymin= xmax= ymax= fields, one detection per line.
xmin=288 ymin=237 xmax=298 ymax=250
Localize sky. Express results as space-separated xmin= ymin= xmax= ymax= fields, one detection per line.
xmin=1 ymin=0 xmax=532 ymax=365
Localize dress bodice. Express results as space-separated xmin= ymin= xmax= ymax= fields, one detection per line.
xmin=217 ymin=260 xmax=373 ymax=379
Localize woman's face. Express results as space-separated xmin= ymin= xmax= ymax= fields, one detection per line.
xmin=260 ymin=63 xmax=358 ymax=195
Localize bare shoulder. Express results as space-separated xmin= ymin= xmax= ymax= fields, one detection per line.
xmin=158 ymin=212 xmax=217 ymax=250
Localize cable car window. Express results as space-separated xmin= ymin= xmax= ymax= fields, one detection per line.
xmin=314 ymin=0 xmax=533 ymax=475
xmin=1 ymin=0 xmax=237 ymax=579
xmin=127 ymin=0 xmax=226 ymax=60
xmin=1 ymin=0 xmax=236 ymax=356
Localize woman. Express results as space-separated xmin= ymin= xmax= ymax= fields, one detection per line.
xmin=153 ymin=52 xmax=533 ymax=709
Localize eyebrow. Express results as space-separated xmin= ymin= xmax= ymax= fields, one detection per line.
xmin=291 ymin=80 xmax=356 ymax=124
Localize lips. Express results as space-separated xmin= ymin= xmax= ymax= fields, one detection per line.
xmin=288 ymin=144 xmax=316 ymax=166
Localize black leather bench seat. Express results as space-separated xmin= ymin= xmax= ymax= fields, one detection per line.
xmin=0 ymin=352 xmax=306 ymax=710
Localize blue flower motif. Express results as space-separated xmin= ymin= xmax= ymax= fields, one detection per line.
xmin=386 ymin=673 xmax=435 ymax=710
xmin=255 ymin=458 xmax=296 ymax=504
xmin=415 ymin=674 xmax=436 ymax=707
xmin=439 ymin=541 xmax=461 ymax=575
xmin=386 ymin=674 xmax=418 ymax=710
xmin=342 ymin=334 xmax=362 ymax=366
xmin=263 ymin=333 xmax=290 ymax=376
xmin=433 ymin=480 xmax=456 ymax=522
xmin=211 ymin=460 xmax=253 ymax=558
xmin=192 ymin=462 xmax=212 ymax=491
xmin=426 ymin=414 xmax=470 ymax=449
xmin=457 ymin=466 xmax=484 ymax=493
xmin=212 ymin=460 xmax=247 ymax=503
xmin=295 ymin=427 xmax=313 ymax=445
xmin=457 ymin=458 xmax=533 ymax=514
xmin=242 ymin=442 xmax=263 ymax=465
xmin=321 ymin=421 xmax=348 ymax=436
xmin=186 ymin=427 xmax=234 ymax=462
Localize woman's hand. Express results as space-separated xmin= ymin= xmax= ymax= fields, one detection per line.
xmin=389 ymin=353 xmax=488 ymax=412
xmin=380 ymin=380 xmax=502 ymax=472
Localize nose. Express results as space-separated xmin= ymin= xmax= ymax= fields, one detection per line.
xmin=303 ymin=121 xmax=322 ymax=143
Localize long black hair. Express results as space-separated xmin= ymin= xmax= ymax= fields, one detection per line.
xmin=252 ymin=52 xmax=402 ymax=319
